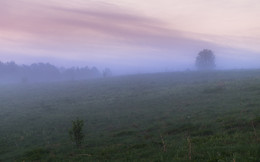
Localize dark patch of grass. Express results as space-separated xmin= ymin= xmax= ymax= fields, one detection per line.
xmin=21 ymin=148 xmax=50 ymax=161
xmin=223 ymin=119 xmax=249 ymax=130
xmin=165 ymin=123 xmax=200 ymax=135
xmin=113 ymin=130 xmax=137 ymax=137
xmin=253 ymin=116 xmax=260 ymax=125
xmin=203 ymin=85 xmax=225 ymax=93
xmin=130 ymin=143 xmax=147 ymax=149
xmin=191 ymin=129 xmax=214 ymax=136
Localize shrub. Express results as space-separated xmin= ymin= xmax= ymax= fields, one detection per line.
xmin=69 ymin=118 xmax=84 ymax=148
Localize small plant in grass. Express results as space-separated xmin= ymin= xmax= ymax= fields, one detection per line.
xmin=69 ymin=118 xmax=84 ymax=148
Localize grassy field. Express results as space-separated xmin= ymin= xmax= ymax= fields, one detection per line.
xmin=0 ymin=70 xmax=259 ymax=161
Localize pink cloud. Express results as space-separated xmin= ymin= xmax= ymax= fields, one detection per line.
xmin=0 ymin=0 xmax=214 ymax=52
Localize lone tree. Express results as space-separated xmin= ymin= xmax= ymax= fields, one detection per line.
xmin=195 ymin=49 xmax=215 ymax=70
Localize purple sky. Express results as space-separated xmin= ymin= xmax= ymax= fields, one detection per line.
xmin=1 ymin=0 xmax=260 ymax=74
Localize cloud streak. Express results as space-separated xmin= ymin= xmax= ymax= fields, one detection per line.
xmin=0 ymin=1 xmax=214 ymax=52
xmin=0 ymin=0 xmax=259 ymax=72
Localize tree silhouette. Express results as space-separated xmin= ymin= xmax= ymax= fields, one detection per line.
xmin=69 ymin=118 xmax=84 ymax=148
xmin=195 ymin=49 xmax=215 ymax=70
xmin=103 ymin=68 xmax=112 ymax=78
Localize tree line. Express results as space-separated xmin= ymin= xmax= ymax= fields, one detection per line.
xmin=0 ymin=49 xmax=215 ymax=84
xmin=0 ymin=61 xmax=106 ymax=83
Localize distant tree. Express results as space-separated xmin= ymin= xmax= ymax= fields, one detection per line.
xmin=64 ymin=67 xmax=76 ymax=81
xmin=103 ymin=68 xmax=112 ymax=78
xmin=90 ymin=67 xmax=100 ymax=77
xmin=0 ymin=61 xmax=101 ymax=83
xmin=29 ymin=63 xmax=60 ymax=81
xmin=195 ymin=49 xmax=215 ymax=70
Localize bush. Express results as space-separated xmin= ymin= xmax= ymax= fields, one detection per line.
xmin=69 ymin=118 xmax=84 ymax=148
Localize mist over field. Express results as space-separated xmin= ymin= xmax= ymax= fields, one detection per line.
xmin=0 ymin=0 xmax=260 ymax=161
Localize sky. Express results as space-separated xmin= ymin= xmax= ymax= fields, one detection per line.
xmin=0 ymin=0 xmax=260 ymax=74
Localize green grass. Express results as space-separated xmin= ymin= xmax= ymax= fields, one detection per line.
xmin=0 ymin=70 xmax=260 ymax=161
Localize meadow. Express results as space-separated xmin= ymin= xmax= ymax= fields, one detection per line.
xmin=0 ymin=70 xmax=259 ymax=161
